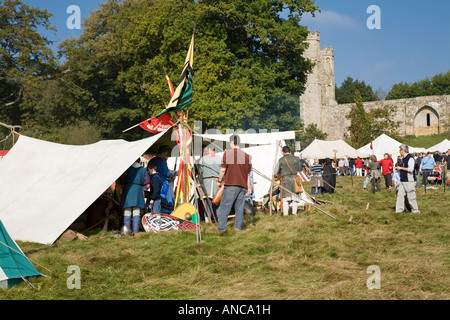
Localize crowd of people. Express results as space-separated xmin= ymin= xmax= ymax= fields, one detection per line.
xmin=117 ymin=134 xmax=450 ymax=234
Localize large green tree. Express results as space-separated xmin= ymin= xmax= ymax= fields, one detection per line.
xmin=58 ymin=0 xmax=320 ymax=139
xmin=0 ymin=0 xmax=58 ymax=128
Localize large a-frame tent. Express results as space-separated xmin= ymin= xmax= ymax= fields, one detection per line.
xmin=357 ymin=134 xmax=427 ymax=161
xmin=0 ymin=219 xmax=41 ymax=288
xmin=0 ymin=129 xmax=174 ymax=245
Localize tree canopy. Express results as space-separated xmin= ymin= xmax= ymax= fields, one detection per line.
xmin=335 ymin=76 xmax=379 ymax=104
xmin=346 ymin=90 xmax=400 ymax=148
xmin=48 ymin=0 xmax=319 ymax=140
xmin=0 ymin=0 xmax=58 ymax=129
xmin=386 ymin=70 xmax=450 ymax=100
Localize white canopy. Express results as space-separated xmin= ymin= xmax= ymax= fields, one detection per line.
xmin=427 ymin=139 xmax=450 ymax=153
xmin=194 ymin=130 xmax=296 ymax=146
xmin=300 ymin=139 xmax=369 ymax=160
xmin=357 ymin=134 xmax=428 ymax=161
xmin=0 ymin=131 xmax=168 ymax=244
xmin=167 ymin=142 xmax=283 ymax=203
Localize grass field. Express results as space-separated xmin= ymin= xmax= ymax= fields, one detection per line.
xmin=2 ymin=176 xmax=449 ymax=300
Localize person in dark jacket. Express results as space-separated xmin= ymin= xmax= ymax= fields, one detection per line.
xmin=145 ymin=162 xmax=162 ymax=213
xmin=322 ymin=158 xmax=336 ymax=193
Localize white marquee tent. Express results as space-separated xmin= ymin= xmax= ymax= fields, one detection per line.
xmin=427 ymin=139 xmax=450 ymax=153
xmin=300 ymin=139 xmax=370 ymax=160
xmin=194 ymin=130 xmax=296 ymax=146
xmin=357 ymin=134 xmax=427 ymax=161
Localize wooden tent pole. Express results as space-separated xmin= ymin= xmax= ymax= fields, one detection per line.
xmin=269 ymin=140 xmax=280 ymax=216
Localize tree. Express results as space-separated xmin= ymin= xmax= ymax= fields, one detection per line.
xmin=386 ymin=70 xmax=450 ymax=100
xmin=335 ymin=76 xmax=378 ymax=104
xmin=346 ymin=90 xmax=371 ymax=148
xmin=367 ymin=105 xmax=401 ymax=140
xmin=0 ymin=0 xmax=58 ymax=126
xmin=299 ymin=123 xmax=328 ymax=149
xmin=346 ymin=91 xmax=401 ymax=148
xmin=58 ymin=0 xmax=320 ymax=139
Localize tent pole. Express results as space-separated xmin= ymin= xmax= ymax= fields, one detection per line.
xmin=269 ymin=140 xmax=280 ymax=216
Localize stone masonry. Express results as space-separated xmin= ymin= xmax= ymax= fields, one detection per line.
xmin=299 ymin=31 xmax=450 ymax=140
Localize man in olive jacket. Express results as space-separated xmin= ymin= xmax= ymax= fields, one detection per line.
xmin=274 ymin=146 xmax=303 ymax=216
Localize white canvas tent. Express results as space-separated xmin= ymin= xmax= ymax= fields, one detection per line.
xmin=300 ymin=139 xmax=369 ymax=160
xmin=427 ymin=139 xmax=450 ymax=153
xmin=194 ymin=130 xmax=296 ymax=146
xmin=0 ymin=130 xmax=171 ymax=245
xmin=169 ymin=132 xmax=291 ymax=203
xmin=0 ymin=127 xmax=299 ymax=245
xmin=357 ymin=134 xmax=427 ymax=161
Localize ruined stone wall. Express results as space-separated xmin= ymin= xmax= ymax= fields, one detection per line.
xmin=299 ymin=31 xmax=449 ymax=141
xmin=322 ymin=95 xmax=450 ymax=140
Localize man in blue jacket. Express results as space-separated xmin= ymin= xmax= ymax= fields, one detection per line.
xmin=419 ymin=151 xmax=435 ymax=186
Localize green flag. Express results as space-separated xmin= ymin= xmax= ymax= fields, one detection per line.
xmin=156 ymin=32 xmax=194 ymax=117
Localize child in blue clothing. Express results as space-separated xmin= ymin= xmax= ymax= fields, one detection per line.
xmin=146 ymin=162 xmax=162 ymax=213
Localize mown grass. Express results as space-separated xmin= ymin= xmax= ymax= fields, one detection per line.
xmin=1 ymin=176 xmax=449 ymax=300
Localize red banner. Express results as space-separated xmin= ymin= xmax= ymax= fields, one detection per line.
xmin=139 ymin=113 xmax=174 ymax=133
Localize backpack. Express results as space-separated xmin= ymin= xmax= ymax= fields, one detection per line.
xmin=154 ymin=175 xmax=173 ymax=205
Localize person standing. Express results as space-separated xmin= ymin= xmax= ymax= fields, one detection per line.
xmin=396 ymin=144 xmax=420 ymax=214
xmin=378 ymin=153 xmax=394 ymax=189
xmin=275 ymin=146 xmax=303 ymax=216
xmin=338 ymin=158 xmax=345 ymax=176
xmin=150 ymin=145 xmax=174 ymax=183
xmin=419 ymin=152 xmax=435 ymax=186
xmin=216 ymin=135 xmax=252 ymax=233
xmin=197 ymin=146 xmax=222 ymax=221
xmin=146 ymin=162 xmax=162 ymax=213
xmin=310 ymin=159 xmax=324 ymax=195
xmin=443 ymin=149 xmax=450 ymax=184
xmin=355 ymin=157 xmax=363 ymax=176
xmin=120 ymin=158 xmax=151 ymax=234
xmin=363 ymin=155 xmax=381 ymax=192
xmin=322 ymin=158 xmax=336 ymax=193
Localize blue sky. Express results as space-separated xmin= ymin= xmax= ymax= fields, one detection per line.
xmin=24 ymin=0 xmax=450 ymax=93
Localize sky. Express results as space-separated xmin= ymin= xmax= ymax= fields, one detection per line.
xmin=23 ymin=0 xmax=450 ymax=93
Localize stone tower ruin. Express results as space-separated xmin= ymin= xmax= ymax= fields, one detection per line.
xmin=299 ymin=31 xmax=337 ymax=131
xmin=299 ymin=31 xmax=449 ymax=140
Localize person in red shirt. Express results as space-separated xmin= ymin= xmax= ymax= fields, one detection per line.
xmin=355 ymin=157 xmax=364 ymax=176
xmin=216 ymin=134 xmax=252 ymax=233
xmin=378 ymin=153 xmax=394 ymax=189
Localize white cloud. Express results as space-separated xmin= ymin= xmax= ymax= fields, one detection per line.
xmin=302 ymin=10 xmax=358 ymax=28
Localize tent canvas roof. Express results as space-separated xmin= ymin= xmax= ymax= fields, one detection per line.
xmin=0 ymin=130 xmax=171 ymax=244
xmin=0 ymin=219 xmax=41 ymax=288
xmin=300 ymin=139 xmax=369 ymax=160
xmin=194 ymin=130 xmax=296 ymax=146
xmin=357 ymin=134 xmax=428 ymax=161
xmin=427 ymin=139 xmax=450 ymax=153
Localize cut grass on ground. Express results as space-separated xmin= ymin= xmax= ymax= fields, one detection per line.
xmin=2 ymin=176 xmax=449 ymax=300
